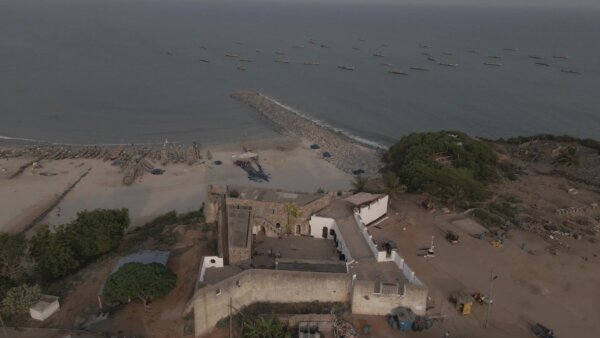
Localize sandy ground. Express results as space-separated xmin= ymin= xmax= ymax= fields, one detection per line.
xmin=0 ymin=144 xmax=352 ymax=233
xmin=365 ymin=194 xmax=600 ymax=338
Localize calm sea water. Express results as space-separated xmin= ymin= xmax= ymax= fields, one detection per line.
xmin=1 ymin=0 xmax=599 ymax=146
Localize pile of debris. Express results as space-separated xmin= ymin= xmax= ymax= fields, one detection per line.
xmin=332 ymin=316 xmax=357 ymax=338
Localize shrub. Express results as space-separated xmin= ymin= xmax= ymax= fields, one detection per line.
xmin=1 ymin=284 xmax=41 ymax=315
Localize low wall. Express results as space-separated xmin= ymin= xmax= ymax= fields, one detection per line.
xmin=187 ymin=269 xmax=351 ymax=337
xmin=351 ymin=280 xmax=428 ymax=316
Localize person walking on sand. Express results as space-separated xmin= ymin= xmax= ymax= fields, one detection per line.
xmin=443 ymin=332 xmax=450 ymax=338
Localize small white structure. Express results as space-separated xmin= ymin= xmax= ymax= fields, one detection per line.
xmin=29 ymin=294 xmax=60 ymax=321
xmin=345 ymin=192 xmax=389 ymax=225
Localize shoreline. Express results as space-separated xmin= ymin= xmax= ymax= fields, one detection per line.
xmin=231 ymin=90 xmax=384 ymax=177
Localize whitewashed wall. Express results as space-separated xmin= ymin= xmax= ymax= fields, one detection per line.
xmin=309 ymin=216 xmax=353 ymax=262
xmin=198 ymin=256 xmax=224 ymax=283
xmin=356 ymin=195 xmax=388 ymax=225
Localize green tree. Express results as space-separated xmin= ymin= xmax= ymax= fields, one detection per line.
xmin=67 ymin=208 xmax=130 ymax=261
xmin=283 ymin=204 xmax=300 ymax=235
xmin=1 ymin=284 xmax=41 ymax=316
xmin=242 ymin=315 xmax=286 ymax=338
xmin=103 ymin=263 xmax=176 ymax=310
xmin=30 ymin=225 xmax=80 ymax=280
xmin=351 ymin=176 xmax=368 ymax=193
xmin=381 ymin=172 xmax=404 ymax=198
xmin=0 ymin=233 xmax=27 ymax=282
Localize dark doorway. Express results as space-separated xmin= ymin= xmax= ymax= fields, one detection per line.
xmin=322 ymin=227 xmax=328 ymax=238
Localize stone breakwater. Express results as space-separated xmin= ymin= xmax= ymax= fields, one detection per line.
xmin=231 ymin=90 xmax=383 ymax=177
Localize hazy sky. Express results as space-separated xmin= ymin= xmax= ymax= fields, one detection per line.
xmin=252 ymin=0 xmax=600 ymax=9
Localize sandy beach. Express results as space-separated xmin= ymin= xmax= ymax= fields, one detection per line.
xmin=0 ymin=138 xmax=353 ymax=233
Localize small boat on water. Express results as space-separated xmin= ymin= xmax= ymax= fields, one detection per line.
xmin=275 ymin=51 xmax=285 ymax=55
xmin=292 ymin=45 xmax=304 ymax=48
xmin=427 ymin=57 xmax=437 ymax=62
xmin=303 ymin=61 xmax=320 ymax=66
xmin=468 ymin=50 xmax=479 ymax=54
xmin=535 ymin=62 xmax=550 ymax=67
xmin=488 ymin=55 xmax=503 ymax=59
xmin=380 ymin=62 xmax=392 ymax=67
xmin=484 ymin=62 xmax=503 ymax=67
xmin=234 ymin=41 xmax=243 ymax=45
xmin=389 ymin=69 xmax=408 ymax=75
xmin=439 ymin=62 xmax=459 ymax=67
xmin=357 ymin=38 xmax=365 ymax=42
xmin=381 ymin=44 xmax=389 ymax=47
xmin=443 ymin=52 xmax=453 ymax=56
xmin=373 ymin=52 xmax=385 ymax=57
xmin=529 ymin=55 xmax=543 ymax=60
xmin=240 ymin=58 xmax=253 ymax=63
xmin=320 ymin=44 xmax=330 ymax=48
xmin=275 ymin=59 xmax=290 ymax=64
xmin=166 ymin=51 xmax=173 ymax=56
xmin=225 ymin=53 xmax=239 ymax=58
xmin=410 ymin=66 xmax=430 ymax=71
xmin=199 ymin=45 xmax=207 ymax=50
xmin=421 ymin=52 xmax=431 ymax=56
xmin=421 ymin=45 xmax=431 ymax=49
xmin=553 ymin=55 xmax=570 ymax=60
xmin=237 ymin=65 xmax=246 ymax=71
xmin=503 ymin=48 xmax=519 ymax=52
xmin=199 ymin=59 xmax=210 ymax=63
xmin=337 ymin=65 xmax=355 ymax=71
xmin=352 ymin=46 xmax=361 ymax=51
xmin=561 ymin=69 xmax=580 ymax=74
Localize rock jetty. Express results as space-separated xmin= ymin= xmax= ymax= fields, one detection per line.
xmin=231 ymin=90 xmax=383 ymax=177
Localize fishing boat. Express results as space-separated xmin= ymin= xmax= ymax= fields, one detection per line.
xmin=380 ymin=62 xmax=392 ymax=67
xmin=421 ymin=52 xmax=431 ymax=56
xmin=560 ymin=69 xmax=580 ymax=74
xmin=410 ymin=66 xmax=430 ymax=71
xmin=553 ymin=55 xmax=570 ymax=60
xmin=337 ymin=65 xmax=355 ymax=71
xmin=320 ymin=44 xmax=330 ymax=48
xmin=528 ymin=55 xmax=543 ymax=60
xmin=427 ymin=57 xmax=437 ymax=62
xmin=535 ymin=62 xmax=550 ymax=67
xmin=488 ymin=55 xmax=503 ymax=59
xmin=237 ymin=65 xmax=246 ymax=71
xmin=199 ymin=45 xmax=207 ymax=50
xmin=352 ymin=47 xmax=361 ymax=51
xmin=438 ymin=63 xmax=459 ymax=67
xmin=389 ymin=69 xmax=408 ymax=75
xmin=303 ymin=61 xmax=320 ymax=66
xmin=443 ymin=52 xmax=453 ymax=56
xmin=199 ymin=59 xmax=210 ymax=63
xmin=373 ymin=52 xmax=385 ymax=57
xmin=225 ymin=53 xmax=239 ymax=58
xmin=421 ymin=45 xmax=431 ymax=49
xmin=274 ymin=59 xmax=290 ymax=64
xmin=503 ymin=48 xmax=519 ymax=52
xmin=240 ymin=58 xmax=253 ymax=63
xmin=484 ymin=62 xmax=503 ymax=67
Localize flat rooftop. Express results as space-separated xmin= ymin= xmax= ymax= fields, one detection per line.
xmin=227 ymin=185 xmax=324 ymax=206
xmin=351 ymin=260 xmax=408 ymax=285
xmin=252 ymin=234 xmax=340 ymax=269
xmin=317 ymin=199 xmax=354 ymax=219
xmin=227 ymin=206 xmax=251 ymax=248
xmin=344 ymin=192 xmax=383 ymax=207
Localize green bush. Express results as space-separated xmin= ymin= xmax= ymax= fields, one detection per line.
xmin=0 ymin=233 xmax=27 ymax=282
xmin=384 ymin=131 xmax=498 ymax=205
xmin=103 ymin=263 xmax=176 ymax=309
xmin=1 ymin=284 xmax=41 ymax=315
xmin=31 ymin=225 xmax=80 ymax=280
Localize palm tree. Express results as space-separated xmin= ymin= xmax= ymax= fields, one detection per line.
xmin=351 ymin=175 xmax=368 ymax=193
xmin=381 ymin=172 xmax=405 ymax=198
xmin=445 ymin=184 xmax=466 ymax=211
xmin=283 ymin=203 xmax=299 ymax=235
xmin=242 ymin=315 xmax=285 ymax=338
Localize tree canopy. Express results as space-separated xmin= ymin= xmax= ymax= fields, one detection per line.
xmin=383 ymin=131 xmax=499 ymax=205
xmin=30 ymin=208 xmax=130 ymax=280
xmin=103 ymin=263 xmax=176 ymax=310
xmin=1 ymin=284 xmax=41 ymax=316
xmin=0 ymin=233 xmax=27 ymax=282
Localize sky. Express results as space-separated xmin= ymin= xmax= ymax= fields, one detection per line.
xmin=250 ymin=0 xmax=600 ymax=9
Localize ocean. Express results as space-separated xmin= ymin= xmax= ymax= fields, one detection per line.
xmin=1 ymin=0 xmax=599 ymax=146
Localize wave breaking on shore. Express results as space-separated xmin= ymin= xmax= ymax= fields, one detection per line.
xmin=231 ymin=90 xmax=383 ymax=177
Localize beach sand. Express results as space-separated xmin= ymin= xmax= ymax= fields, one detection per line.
xmin=0 ymin=143 xmax=353 ymax=233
